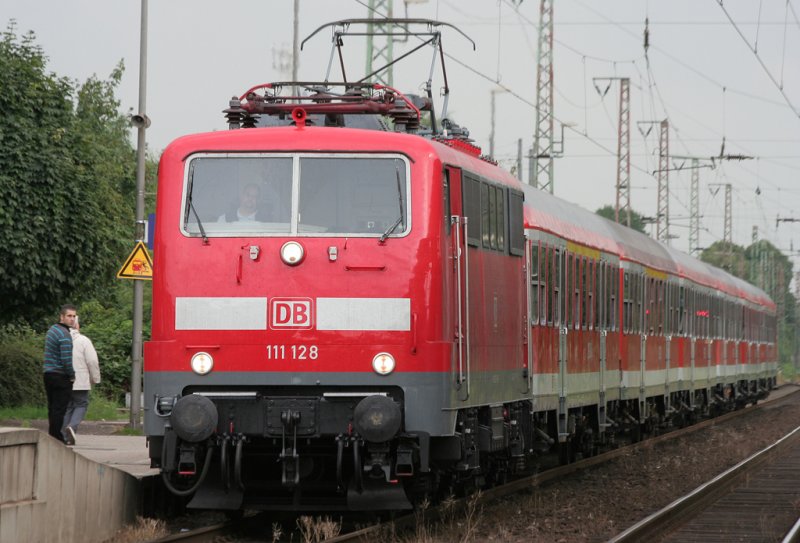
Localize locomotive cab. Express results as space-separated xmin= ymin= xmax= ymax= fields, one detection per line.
xmin=145 ymin=141 xmax=434 ymax=510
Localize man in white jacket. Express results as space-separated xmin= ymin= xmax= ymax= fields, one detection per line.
xmin=62 ymin=317 xmax=101 ymax=445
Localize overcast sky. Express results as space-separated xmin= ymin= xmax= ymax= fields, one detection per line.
xmin=3 ymin=0 xmax=799 ymax=271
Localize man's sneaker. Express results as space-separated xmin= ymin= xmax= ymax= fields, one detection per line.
xmin=65 ymin=426 xmax=76 ymax=446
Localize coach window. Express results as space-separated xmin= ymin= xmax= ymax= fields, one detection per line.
xmin=595 ymin=261 xmax=603 ymax=330
xmin=559 ymin=250 xmax=567 ymax=326
xmin=578 ymin=257 xmax=585 ymax=329
xmin=608 ymin=264 xmax=615 ymax=331
xmin=588 ymin=259 xmax=594 ymax=329
xmin=664 ymin=282 xmax=671 ymax=336
xmin=539 ymin=247 xmax=548 ymax=324
xmin=549 ymin=248 xmax=558 ymax=326
xmin=657 ymin=280 xmax=665 ymax=336
xmin=622 ymin=272 xmax=629 ymax=333
xmin=566 ymin=254 xmax=573 ymax=328
xmin=646 ymin=277 xmax=654 ymax=335
xmin=584 ymin=258 xmax=591 ymax=329
xmin=636 ymin=274 xmax=644 ymax=334
xmin=572 ymin=255 xmax=580 ymax=329
xmin=739 ymin=305 xmax=745 ymax=341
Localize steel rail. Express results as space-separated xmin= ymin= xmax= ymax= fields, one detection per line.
xmin=322 ymin=386 xmax=800 ymax=542
xmin=146 ymin=387 xmax=798 ymax=543
xmin=609 ymin=424 xmax=800 ymax=542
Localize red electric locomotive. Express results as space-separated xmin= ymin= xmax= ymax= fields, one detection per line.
xmin=144 ymin=20 xmax=777 ymax=511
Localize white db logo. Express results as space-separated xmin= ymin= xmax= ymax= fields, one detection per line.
xmin=270 ymin=298 xmax=313 ymax=329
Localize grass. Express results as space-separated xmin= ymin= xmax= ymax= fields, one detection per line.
xmin=0 ymin=390 xmax=127 ymax=423
xmin=102 ymin=517 xmax=167 ymax=543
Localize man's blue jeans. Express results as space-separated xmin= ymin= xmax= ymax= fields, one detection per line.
xmin=63 ymin=390 xmax=90 ymax=434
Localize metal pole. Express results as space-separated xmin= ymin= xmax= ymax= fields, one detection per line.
xmin=489 ymin=89 xmax=496 ymax=158
xmin=517 ymin=138 xmax=523 ymax=181
xmin=292 ymin=0 xmax=299 ymax=97
xmin=131 ymin=0 xmax=149 ymax=430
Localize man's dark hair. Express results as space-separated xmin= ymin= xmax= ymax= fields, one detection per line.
xmin=59 ymin=304 xmax=77 ymax=315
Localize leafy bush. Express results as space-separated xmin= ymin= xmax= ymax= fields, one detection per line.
xmin=0 ymin=324 xmax=45 ymax=408
xmin=78 ymin=282 xmax=151 ymax=403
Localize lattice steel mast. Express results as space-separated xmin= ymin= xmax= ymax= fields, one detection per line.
xmin=532 ymin=0 xmax=554 ymax=192
xmin=366 ymin=0 xmax=394 ymax=86
xmin=689 ymin=158 xmax=700 ymax=254
xmin=657 ymin=119 xmax=670 ymax=243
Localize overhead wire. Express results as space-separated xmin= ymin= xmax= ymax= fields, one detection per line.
xmin=716 ymin=0 xmax=800 ymax=119
xmin=573 ymin=0 xmax=795 ymax=110
xmin=353 ymin=0 xmax=798 ymax=254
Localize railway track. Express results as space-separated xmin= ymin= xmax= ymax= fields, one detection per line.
xmin=610 ymin=424 xmax=800 ymax=542
xmin=147 ymin=386 xmax=800 ymax=543
xmin=326 ymin=385 xmax=800 ymax=543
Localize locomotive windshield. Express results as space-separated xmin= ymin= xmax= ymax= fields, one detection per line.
xmin=183 ymin=154 xmax=409 ymax=237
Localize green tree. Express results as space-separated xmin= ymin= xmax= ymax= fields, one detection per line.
xmin=595 ymin=204 xmax=648 ymax=235
xmin=0 ymin=24 xmax=134 ymax=322
xmin=699 ymin=241 xmax=747 ymax=278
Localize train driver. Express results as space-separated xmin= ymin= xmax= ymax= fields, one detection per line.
xmin=218 ymin=183 xmax=271 ymax=223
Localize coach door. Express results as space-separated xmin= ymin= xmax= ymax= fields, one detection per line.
xmin=445 ymin=166 xmax=471 ymax=401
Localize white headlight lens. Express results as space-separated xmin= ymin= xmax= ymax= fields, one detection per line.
xmin=190 ymin=352 xmax=214 ymax=375
xmin=280 ymin=241 xmax=305 ymax=265
xmin=372 ymin=352 xmax=396 ymax=375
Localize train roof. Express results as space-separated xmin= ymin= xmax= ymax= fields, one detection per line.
xmin=163 ymin=120 xmax=773 ymax=311
xmin=519 ymin=183 xmax=774 ymax=310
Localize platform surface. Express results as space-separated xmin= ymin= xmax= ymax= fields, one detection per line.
xmin=69 ymin=433 xmax=158 ymax=478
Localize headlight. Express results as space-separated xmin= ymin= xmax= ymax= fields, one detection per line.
xmin=280 ymin=241 xmax=305 ymax=266
xmin=190 ymin=352 xmax=214 ymax=375
xmin=372 ymin=352 xmax=395 ymax=375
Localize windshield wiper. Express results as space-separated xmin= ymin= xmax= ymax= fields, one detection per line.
xmin=379 ymin=162 xmax=405 ymax=244
xmin=379 ymin=216 xmax=403 ymax=243
xmin=187 ymin=164 xmax=209 ymax=244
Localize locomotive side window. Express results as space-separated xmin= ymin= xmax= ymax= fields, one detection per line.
xmin=443 ymin=168 xmax=451 ymax=235
xmin=495 ymin=186 xmax=505 ymax=251
xmin=463 ymin=174 xmax=481 ymax=246
xmin=489 ymin=186 xmax=498 ymax=249
xmin=481 ymin=183 xmax=491 ymax=248
xmin=508 ymin=190 xmax=524 ymax=256
xmin=477 ymin=181 xmax=508 ymax=253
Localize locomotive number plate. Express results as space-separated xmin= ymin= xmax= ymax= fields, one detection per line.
xmin=266 ymin=344 xmax=319 ymax=360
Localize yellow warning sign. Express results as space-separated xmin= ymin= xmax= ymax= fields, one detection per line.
xmin=117 ymin=241 xmax=153 ymax=280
